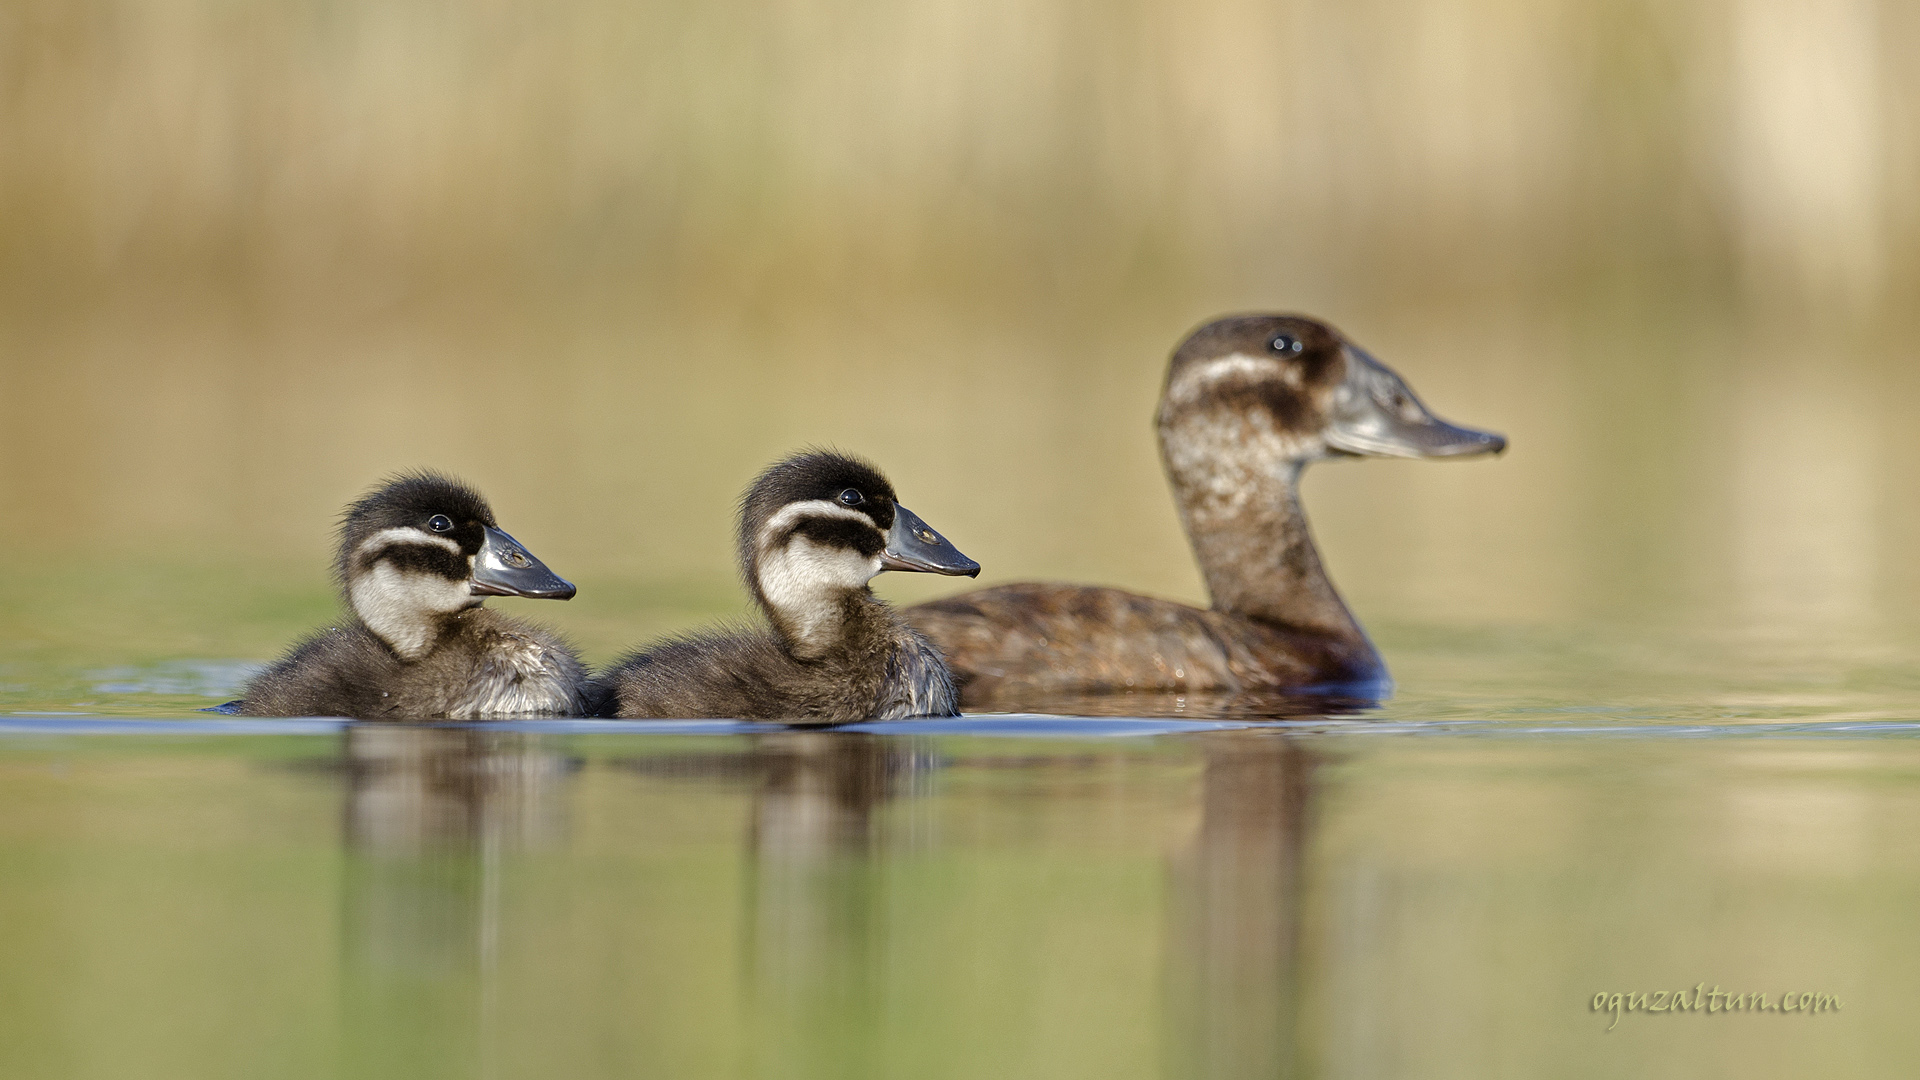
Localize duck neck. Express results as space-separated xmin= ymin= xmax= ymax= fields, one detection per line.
xmin=765 ymin=587 xmax=902 ymax=664
xmin=1165 ymin=445 xmax=1371 ymax=649
xmin=347 ymin=566 xmax=475 ymax=661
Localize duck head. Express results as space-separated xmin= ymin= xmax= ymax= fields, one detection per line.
xmin=741 ymin=451 xmax=979 ymax=658
xmin=1157 ymin=314 xmax=1506 ymax=478
xmin=336 ymin=473 xmax=575 ymax=660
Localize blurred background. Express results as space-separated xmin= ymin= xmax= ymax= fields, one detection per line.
xmin=2 ymin=0 xmax=1918 ymax=674
xmin=4 ymin=8 xmax=1919 ymax=1078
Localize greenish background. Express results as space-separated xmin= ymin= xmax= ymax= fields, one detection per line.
xmin=2 ymin=3 xmax=1919 ymax=1077
xmin=3 ymin=0 xmax=1918 ymax=691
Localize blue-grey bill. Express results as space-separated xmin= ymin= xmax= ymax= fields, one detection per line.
xmin=470 ymin=525 xmax=577 ymax=599
xmin=1324 ymin=347 xmax=1508 ymax=459
xmin=880 ymin=504 xmax=981 ymax=577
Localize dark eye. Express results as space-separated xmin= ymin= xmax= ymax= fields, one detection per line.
xmin=428 ymin=515 xmax=454 ymax=532
xmin=838 ymin=488 xmax=865 ymax=507
xmin=1269 ymin=333 xmax=1302 ymax=355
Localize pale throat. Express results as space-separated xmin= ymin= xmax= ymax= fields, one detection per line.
xmin=346 ymin=534 xmax=477 ymax=660
xmin=1160 ymin=411 xmax=1355 ymax=634
xmin=755 ymin=535 xmax=882 ymax=660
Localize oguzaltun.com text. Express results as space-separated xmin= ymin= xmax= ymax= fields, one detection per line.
xmin=1593 ymin=985 xmax=1841 ymax=1030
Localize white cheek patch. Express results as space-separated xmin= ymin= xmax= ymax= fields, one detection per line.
xmin=352 ymin=527 xmax=462 ymax=565
xmin=1164 ymin=352 xmax=1328 ymax=472
xmin=757 ymin=535 xmax=883 ymax=656
xmin=1164 ymin=353 xmax=1291 ymax=407
xmin=756 ymin=500 xmax=875 ymax=550
xmin=348 ymin=561 xmax=475 ymax=660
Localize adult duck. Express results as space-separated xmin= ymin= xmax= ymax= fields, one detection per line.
xmin=906 ymin=314 xmax=1504 ymax=705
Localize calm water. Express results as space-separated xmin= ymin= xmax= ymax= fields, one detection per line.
xmin=6 ymin=0 xmax=1920 ymax=1073
xmin=0 ymin=716 xmax=1914 ymax=1079
xmin=3 ymin=609 xmax=1919 ymax=1079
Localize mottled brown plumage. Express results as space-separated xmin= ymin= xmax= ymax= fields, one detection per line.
xmin=907 ymin=583 xmax=1377 ymax=702
xmin=595 ymin=451 xmax=978 ymax=724
xmin=908 ymin=314 xmax=1505 ymax=707
xmin=590 ymin=600 xmax=954 ymax=724
xmin=236 ymin=473 xmax=588 ymax=719
xmin=241 ymin=609 xmax=589 ymax=719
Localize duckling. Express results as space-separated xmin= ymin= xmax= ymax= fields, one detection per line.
xmin=906 ymin=314 xmax=1506 ymax=704
xmin=236 ymin=473 xmax=590 ymax=719
xmin=595 ymin=451 xmax=980 ymax=723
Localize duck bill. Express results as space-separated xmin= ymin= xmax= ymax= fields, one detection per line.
xmin=879 ymin=505 xmax=981 ymax=577
xmin=470 ymin=525 xmax=578 ymax=599
xmin=1323 ymin=346 xmax=1508 ymax=459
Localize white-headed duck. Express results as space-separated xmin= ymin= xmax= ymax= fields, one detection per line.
xmin=907 ymin=314 xmax=1504 ymax=705
xmin=595 ymin=451 xmax=980 ymax=723
xmin=236 ymin=473 xmax=588 ymax=719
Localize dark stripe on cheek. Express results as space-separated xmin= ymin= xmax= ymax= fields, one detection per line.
xmin=791 ymin=518 xmax=885 ymax=558
xmin=1197 ymin=380 xmax=1322 ymax=430
xmin=359 ymin=544 xmax=469 ymax=580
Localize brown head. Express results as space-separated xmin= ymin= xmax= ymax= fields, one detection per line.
xmin=1156 ymin=314 xmax=1505 ymax=485
xmin=738 ymin=450 xmax=979 ymax=658
xmin=1155 ymin=315 xmax=1504 ymax=636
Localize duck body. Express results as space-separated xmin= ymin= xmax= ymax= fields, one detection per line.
xmin=242 ymin=609 xmax=589 ymax=720
xmin=235 ymin=472 xmax=589 ymax=720
xmin=596 ymin=451 xmax=978 ymax=723
xmin=907 ymin=314 xmax=1504 ymax=707
xmin=907 ymin=583 xmax=1381 ymax=701
xmin=596 ymin=609 xmax=955 ymax=724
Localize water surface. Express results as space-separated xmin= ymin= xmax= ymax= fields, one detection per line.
xmin=3 ymin=612 xmax=1918 ymax=1079
xmin=0 ymin=713 xmax=1912 ymax=1080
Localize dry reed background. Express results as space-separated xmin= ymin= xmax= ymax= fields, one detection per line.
xmin=2 ymin=9 xmax=1919 ymax=1076
xmin=2 ymin=0 xmax=1918 ymax=652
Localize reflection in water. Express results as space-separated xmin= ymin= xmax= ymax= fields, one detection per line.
xmin=6 ymin=727 xmax=1915 ymax=1077
xmin=976 ymin=690 xmax=1379 ymax=721
xmin=341 ymin=726 xmax=574 ymax=857
xmin=615 ymin=728 xmax=1327 ymax=1078
xmin=1167 ymin=734 xmax=1321 ymax=1080
xmin=744 ymin=733 xmax=934 ymax=1080
xmin=338 ymin=726 xmax=577 ymax=1080
xmin=610 ymin=733 xmax=937 ymax=1080
xmin=748 ymin=732 xmax=932 ymax=860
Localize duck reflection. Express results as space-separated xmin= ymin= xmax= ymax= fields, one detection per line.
xmin=1166 ymin=733 xmax=1322 ymax=1080
xmin=337 ymin=725 xmax=577 ymax=1080
xmin=973 ymin=689 xmax=1377 ymax=720
xmin=745 ymin=732 xmax=933 ymax=1080
xmin=609 ymin=728 xmax=933 ymax=1076
xmin=341 ymin=724 xmax=573 ymax=858
xmin=604 ymin=726 xmax=1315 ymax=1078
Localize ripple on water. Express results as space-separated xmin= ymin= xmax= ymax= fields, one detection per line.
xmin=3 ymin=714 xmax=1920 ymax=741
xmin=87 ymin=660 xmax=264 ymax=699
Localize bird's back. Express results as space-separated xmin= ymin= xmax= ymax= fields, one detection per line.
xmin=239 ymin=609 xmax=587 ymax=719
xmin=597 ymin=628 xmax=797 ymax=720
xmin=597 ymin=616 xmax=957 ymax=724
xmin=238 ymin=624 xmax=403 ymax=718
xmin=906 ymin=583 xmax=1381 ymax=706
